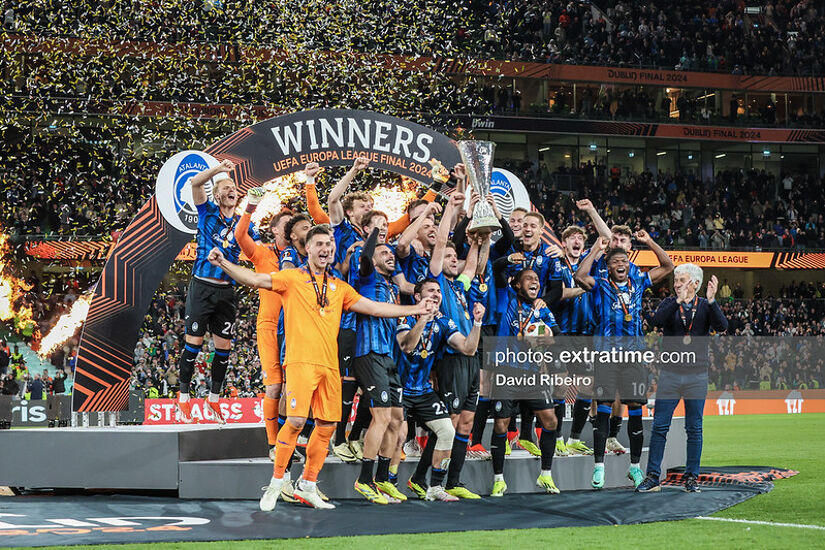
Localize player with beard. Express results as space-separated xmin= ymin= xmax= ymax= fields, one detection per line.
xmin=548 ymin=199 xmax=612 ymax=457
xmin=350 ymin=227 xmax=410 ymax=504
xmin=428 ymin=185 xmax=487 ymax=500
xmin=177 ymin=159 xmax=259 ymax=424
xmin=575 ymin=232 xmax=674 ymax=489
xmin=208 ymin=226 xmax=429 ymax=510
xmin=332 ymin=209 xmax=414 ymax=463
xmin=489 ymin=268 xmax=561 ymax=496
xmin=280 ymin=214 xmax=312 ymax=270
xmin=234 ymin=189 xmax=293 ymax=459
xmin=401 ymin=279 xmax=485 ymax=501
xmin=326 ymin=161 xmax=416 ymax=462
xmin=396 ymin=202 xmax=443 ymax=284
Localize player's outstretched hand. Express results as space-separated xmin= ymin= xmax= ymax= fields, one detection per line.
xmin=533 ymin=298 xmax=547 ymax=311
xmin=247 ymin=187 xmax=266 ymax=206
xmin=473 ymin=302 xmax=486 ymax=323
xmin=594 ymin=236 xmax=609 ymax=252
xmin=207 ymin=247 xmax=225 ymax=266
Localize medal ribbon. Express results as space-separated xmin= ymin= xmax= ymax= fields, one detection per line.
xmin=679 ymin=295 xmax=698 ymax=335
xmin=306 ymin=268 xmax=328 ymax=310
xmin=517 ymin=300 xmax=534 ymax=338
xmin=220 ymin=214 xmax=239 ymax=247
xmin=609 ymin=279 xmax=633 ymax=319
xmin=418 ymin=319 xmax=435 ymax=355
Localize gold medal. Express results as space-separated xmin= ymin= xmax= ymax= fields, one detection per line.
xmin=420 ymin=349 xmax=428 ymax=359
xmin=683 ymin=335 xmax=692 ymax=345
xmin=624 ymin=313 xmax=632 ymax=322
xmin=222 ymin=238 xmax=229 ymax=248
xmin=517 ymin=333 xmax=524 ymax=341
xmin=319 ymin=307 xmax=326 ymax=317
xmin=465 ymin=311 xmax=471 ymax=320
xmin=479 ymin=283 xmax=488 ymax=292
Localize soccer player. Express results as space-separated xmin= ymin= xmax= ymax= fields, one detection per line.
xmin=280 ymin=214 xmax=312 ymax=270
xmin=637 ymin=265 xmax=727 ymax=493
xmin=575 ymin=232 xmax=674 ymax=489
xmin=548 ymin=198 xmax=611 ymax=456
xmin=401 ymin=279 xmax=485 ymax=501
xmin=591 ymin=223 xmax=642 ymax=455
xmin=177 ymin=159 xmax=259 ymax=424
xmin=207 ymin=226 xmax=429 ymax=510
xmin=350 ymin=227 xmax=409 ymax=504
xmin=428 ymin=188 xmax=486 ymax=499
xmin=451 ymin=192 xmax=513 ymax=459
xmin=488 ymin=268 xmax=561 ymax=496
xmin=396 ymin=202 xmax=443 ymax=284
xmin=234 ymin=189 xmax=292 ymax=459
xmin=496 ymin=211 xmax=563 ymax=457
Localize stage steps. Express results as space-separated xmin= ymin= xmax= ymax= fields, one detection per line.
xmin=0 ymin=418 xmax=686 ymax=499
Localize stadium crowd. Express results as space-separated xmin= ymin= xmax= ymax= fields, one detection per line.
xmin=2 ymin=0 xmax=823 ymax=75
xmin=3 ymin=129 xmax=823 ymax=253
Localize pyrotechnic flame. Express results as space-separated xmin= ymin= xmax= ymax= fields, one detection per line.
xmin=369 ymin=178 xmax=420 ymax=220
xmin=0 ymin=231 xmax=39 ymax=342
xmin=38 ymin=294 xmax=92 ymax=358
xmin=236 ymin=173 xmax=304 ymax=227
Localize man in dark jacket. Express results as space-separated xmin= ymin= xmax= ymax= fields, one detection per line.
xmin=637 ymin=263 xmax=727 ymax=493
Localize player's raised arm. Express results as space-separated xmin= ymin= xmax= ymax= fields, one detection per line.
xmin=303 ymin=162 xmax=331 ymax=224
xmin=189 ymin=159 xmax=234 ymax=206
xmin=575 ymin=237 xmax=608 ymax=291
xmin=208 ymin=248 xmax=273 ymax=290
xmin=397 ymin=202 xmax=441 ymax=259
xmin=328 ymin=157 xmax=370 ymax=225
xmin=636 ymin=230 xmax=675 ymax=283
xmin=576 ymin=198 xmax=612 ymax=240
xmin=235 ymin=187 xmax=266 ymax=259
xmin=429 ymin=191 xmax=465 ymax=277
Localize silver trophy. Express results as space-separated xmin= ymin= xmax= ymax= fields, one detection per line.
xmin=457 ymin=140 xmax=502 ymax=234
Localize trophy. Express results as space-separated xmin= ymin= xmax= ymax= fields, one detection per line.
xmin=457 ymin=140 xmax=501 ymax=234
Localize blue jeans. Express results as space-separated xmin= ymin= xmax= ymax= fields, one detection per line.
xmin=647 ymin=369 xmax=707 ymax=479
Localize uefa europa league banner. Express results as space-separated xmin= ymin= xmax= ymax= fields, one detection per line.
xmin=71 ymin=110 xmax=462 ymax=412
xmin=71 ymin=109 xmax=544 ymax=412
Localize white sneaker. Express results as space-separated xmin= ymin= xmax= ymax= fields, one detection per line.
xmin=425 ymin=485 xmax=459 ymax=502
xmin=293 ymin=481 xmax=335 ymax=509
xmin=606 ymin=437 xmax=627 ymax=455
xmin=260 ymin=476 xmax=284 ymax=511
xmin=403 ymin=439 xmax=422 ymax=458
xmin=280 ymin=473 xmax=298 ymax=503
